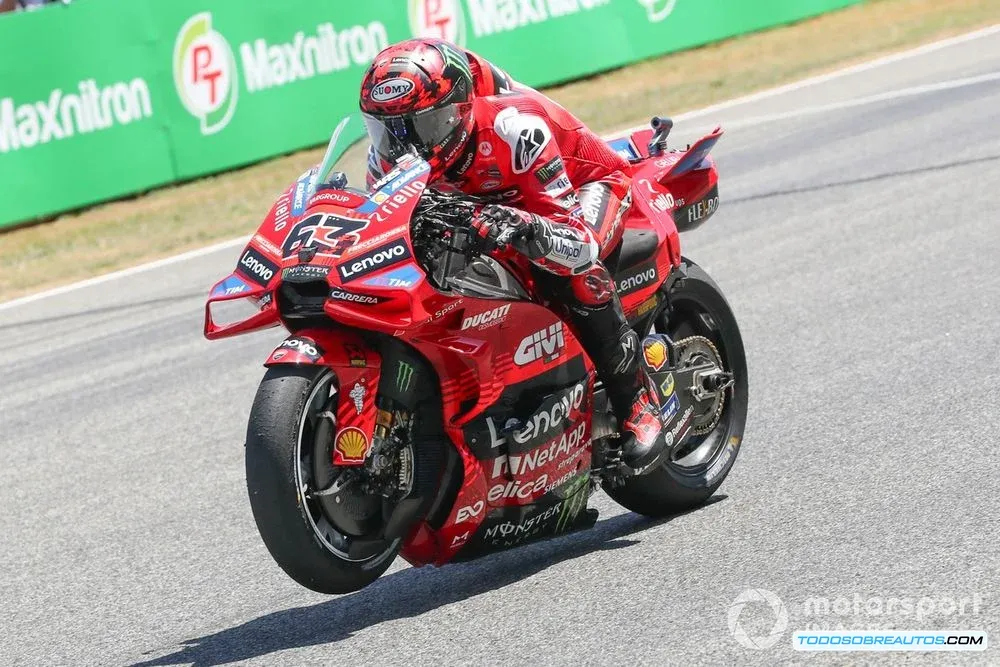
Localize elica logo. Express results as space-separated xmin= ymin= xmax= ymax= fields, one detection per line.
xmin=174 ymin=12 xmax=239 ymax=135
xmin=637 ymin=0 xmax=678 ymax=23
xmin=371 ymin=78 xmax=415 ymax=103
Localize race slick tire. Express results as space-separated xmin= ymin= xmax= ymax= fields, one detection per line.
xmin=606 ymin=259 xmax=748 ymax=517
xmin=245 ymin=365 xmax=398 ymax=594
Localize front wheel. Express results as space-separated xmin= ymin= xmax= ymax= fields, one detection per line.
xmin=245 ymin=365 xmax=426 ymax=594
xmin=606 ymin=259 xmax=749 ymax=516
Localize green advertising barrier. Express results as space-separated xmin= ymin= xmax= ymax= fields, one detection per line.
xmin=0 ymin=0 xmax=861 ymax=229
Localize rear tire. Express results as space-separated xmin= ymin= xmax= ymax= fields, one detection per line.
xmin=245 ymin=366 xmax=396 ymax=594
xmin=606 ymin=259 xmax=748 ymax=517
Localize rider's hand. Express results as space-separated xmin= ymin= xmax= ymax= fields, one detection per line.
xmin=472 ymin=205 xmax=550 ymax=259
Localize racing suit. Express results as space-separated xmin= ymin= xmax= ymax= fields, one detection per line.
xmin=368 ymin=51 xmax=658 ymax=452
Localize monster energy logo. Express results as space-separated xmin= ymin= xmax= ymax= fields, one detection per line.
xmin=554 ymin=474 xmax=589 ymax=533
xmin=396 ymin=361 xmax=415 ymax=392
xmin=439 ymin=42 xmax=472 ymax=81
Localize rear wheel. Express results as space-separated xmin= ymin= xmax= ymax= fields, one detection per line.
xmin=606 ymin=259 xmax=748 ymax=516
xmin=245 ymin=365 xmax=437 ymax=594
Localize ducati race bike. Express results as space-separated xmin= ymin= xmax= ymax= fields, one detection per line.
xmin=204 ymin=115 xmax=747 ymax=593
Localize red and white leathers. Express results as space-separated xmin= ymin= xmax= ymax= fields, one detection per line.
xmin=367 ymin=48 xmax=665 ymax=466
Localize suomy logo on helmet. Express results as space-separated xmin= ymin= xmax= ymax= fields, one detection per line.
xmin=371 ymin=78 xmax=415 ymax=103
xmin=173 ymin=12 xmax=239 ymax=135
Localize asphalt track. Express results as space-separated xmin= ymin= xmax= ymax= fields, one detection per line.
xmin=2 ymin=29 xmax=999 ymax=666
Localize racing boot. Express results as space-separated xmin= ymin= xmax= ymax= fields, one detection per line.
xmin=566 ymin=289 xmax=667 ymax=469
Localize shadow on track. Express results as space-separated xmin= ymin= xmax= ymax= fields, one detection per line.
xmin=0 ymin=292 xmax=206 ymax=333
xmin=132 ymin=496 xmax=726 ymax=667
xmin=730 ymin=154 xmax=1000 ymax=204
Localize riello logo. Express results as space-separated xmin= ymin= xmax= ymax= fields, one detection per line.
xmin=173 ymin=12 xmax=239 ymax=135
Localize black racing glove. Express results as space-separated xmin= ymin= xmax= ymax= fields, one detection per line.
xmin=472 ymin=204 xmax=552 ymax=260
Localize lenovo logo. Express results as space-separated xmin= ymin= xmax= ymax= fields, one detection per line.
xmin=337 ymin=240 xmax=411 ymax=283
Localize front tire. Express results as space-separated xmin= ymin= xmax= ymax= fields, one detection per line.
xmin=606 ymin=259 xmax=748 ymax=516
xmin=245 ymin=365 xmax=397 ymax=594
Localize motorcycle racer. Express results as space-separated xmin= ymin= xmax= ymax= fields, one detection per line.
xmin=360 ymin=39 xmax=666 ymax=468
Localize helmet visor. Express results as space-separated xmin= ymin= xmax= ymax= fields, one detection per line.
xmin=363 ymin=102 xmax=472 ymax=163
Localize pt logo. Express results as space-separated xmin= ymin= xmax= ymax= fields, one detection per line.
xmin=396 ymin=361 xmax=415 ymax=392
xmin=173 ymin=12 xmax=239 ymax=135
xmin=637 ymin=0 xmax=678 ymax=23
xmin=408 ymin=0 xmax=466 ymax=45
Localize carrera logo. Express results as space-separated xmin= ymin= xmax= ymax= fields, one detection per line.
xmin=617 ymin=266 xmax=657 ymax=295
xmin=236 ymin=248 xmax=278 ymax=286
xmin=461 ymin=304 xmax=510 ymax=330
xmin=337 ymin=240 xmax=412 ymax=283
xmin=514 ymin=322 xmax=565 ymax=366
xmin=371 ymin=78 xmax=415 ymax=102
xmin=329 ymin=289 xmax=382 ymax=305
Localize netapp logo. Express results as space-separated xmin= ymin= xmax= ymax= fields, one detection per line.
xmin=336 ymin=240 xmax=411 ymax=283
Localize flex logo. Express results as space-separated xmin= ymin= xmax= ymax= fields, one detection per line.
xmin=456 ymin=501 xmax=484 ymax=523
xmin=174 ymin=12 xmax=238 ymax=135
xmin=408 ymin=0 xmax=466 ymax=45
xmin=637 ymin=0 xmax=678 ymax=23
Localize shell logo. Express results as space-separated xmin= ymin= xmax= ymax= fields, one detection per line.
xmin=643 ymin=339 xmax=668 ymax=371
xmin=335 ymin=427 xmax=369 ymax=462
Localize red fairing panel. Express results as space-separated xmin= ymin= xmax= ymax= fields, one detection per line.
xmin=265 ymin=329 xmax=382 ymax=467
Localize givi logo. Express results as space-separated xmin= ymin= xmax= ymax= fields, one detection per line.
xmin=173 ymin=12 xmax=239 ymax=135
xmin=408 ymin=0 xmax=466 ymax=45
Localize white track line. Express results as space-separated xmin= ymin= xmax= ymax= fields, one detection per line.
xmin=695 ymin=70 xmax=1000 ymax=133
xmin=2 ymin=22 xmax=998 ymax=315
xmin=619 ymin=22 xmax=1000 ymax=132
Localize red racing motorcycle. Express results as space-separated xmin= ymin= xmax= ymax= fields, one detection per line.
xmin=204 ymin=116 xmax=747 ymax=594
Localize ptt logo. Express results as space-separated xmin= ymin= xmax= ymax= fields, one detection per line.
xmin=637 ymin=0 xmax=678 ymax=23
xmin=173 ymin=12 xmax=239 ymax=135
xmin=408 ymin=0 xmax=466 ymax=45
